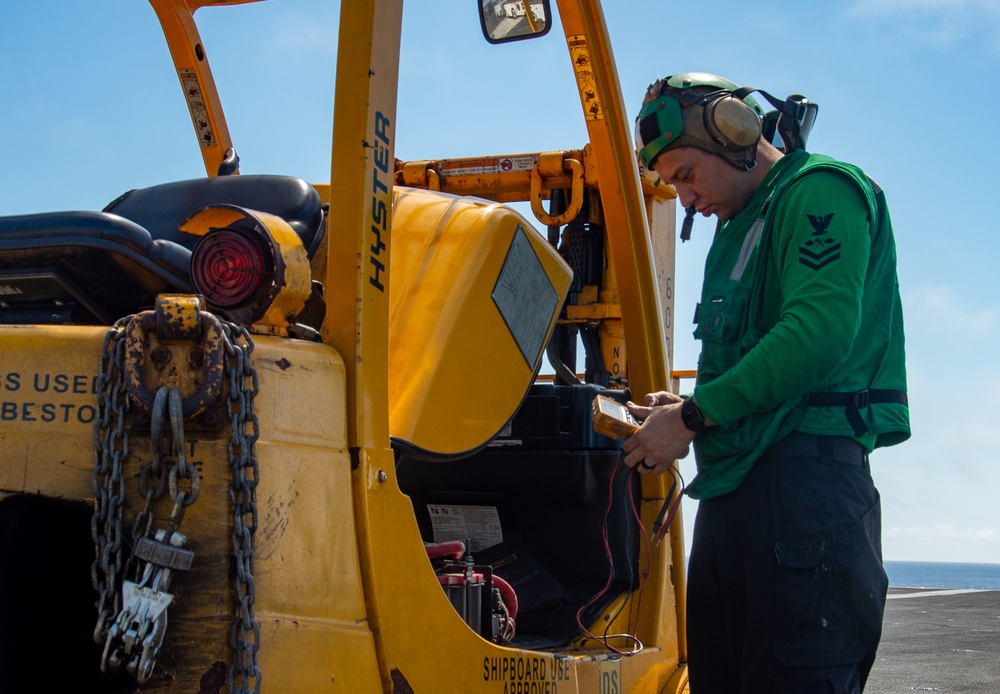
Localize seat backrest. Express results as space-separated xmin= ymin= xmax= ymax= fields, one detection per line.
xmin=0 ymin=210 xmax=192 ymax=323
xmin=104 ymin=175 xmax=326 ymax=258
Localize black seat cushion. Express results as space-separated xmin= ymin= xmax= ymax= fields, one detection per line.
xmin=104 ymin=175 xmax=326 ymax=258
xmin=0 ymin=211 xmax=193 ymax=323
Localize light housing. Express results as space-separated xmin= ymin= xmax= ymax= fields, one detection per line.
xmin=191 ymin=226 xmax=273 ymax=309
xmin=181 ymin=204 xmax=311 ymax=328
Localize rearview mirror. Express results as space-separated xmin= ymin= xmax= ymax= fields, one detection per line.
xmin=479 ymin=0 xmax=551 ymax=44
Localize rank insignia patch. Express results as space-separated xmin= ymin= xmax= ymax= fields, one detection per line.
xmin=799 ymin=212 xmax=841 ymax=270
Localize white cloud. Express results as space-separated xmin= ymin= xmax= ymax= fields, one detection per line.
xmin=845 ymin=0 xmax=1000 ymax=48
xmin=884 ymin=524 xmax=1000 ymax=563
xmin=848 ymin=0 xmax=1000 ymax=18
xmin=902 ymin=282 xmax=1000 ymax=359
xmin=677 ymin=278 xmax=1000 ymax=565
xmin=862 ymin=280 xmax=1000 ymax=562
xmin=887 ymin=525 xmax=999 ymax=543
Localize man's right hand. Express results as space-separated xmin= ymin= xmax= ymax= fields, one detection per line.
xmin=622 ymin=391 xmax=693 ymax=474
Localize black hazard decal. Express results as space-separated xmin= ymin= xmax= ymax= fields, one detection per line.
xmin=799 ymin=212 xmax=841 ymax=270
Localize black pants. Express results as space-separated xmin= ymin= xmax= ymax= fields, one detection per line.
xmin=687 ymin=432 xmax=888 ymax=694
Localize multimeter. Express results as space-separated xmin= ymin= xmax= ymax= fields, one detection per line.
xmin=591 ymin=394 xmax=642 ymax=439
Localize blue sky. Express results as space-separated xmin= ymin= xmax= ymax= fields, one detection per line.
xmin=3 ymin=0 xmax=999 ymax=563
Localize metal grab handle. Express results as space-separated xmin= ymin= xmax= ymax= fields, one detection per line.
xmin=530 ymin=156 xmax=584 ymax=227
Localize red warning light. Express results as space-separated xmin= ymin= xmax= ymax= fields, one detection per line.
xmin=191 ymin=229 xmax=273 ymax=309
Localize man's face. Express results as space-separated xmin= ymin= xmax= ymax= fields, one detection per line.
xmin=651 ymin=146 xmax=755 ymax=222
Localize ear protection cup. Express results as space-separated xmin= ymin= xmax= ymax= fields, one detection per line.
xmin=702 ymin=93 xmax=763 ymax=151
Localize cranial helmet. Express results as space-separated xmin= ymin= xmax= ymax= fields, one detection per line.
xmin=635 ymin=72 xmax=766 ymax=171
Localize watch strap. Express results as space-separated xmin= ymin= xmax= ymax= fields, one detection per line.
xmin=681 ymin=397 xmax=710 ymax=435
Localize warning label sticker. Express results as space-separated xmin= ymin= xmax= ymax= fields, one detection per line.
xmin=439 ymin=155 xmax=537 ymax=177
xmin=179 ymin=68 xmax=216 ymax=147
xmin=427 ymin=504 xmax=503 ymax=551
xmin=567 ymin=35 xmax=604 ymax=121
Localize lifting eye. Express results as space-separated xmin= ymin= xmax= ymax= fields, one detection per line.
xmin=191 ymin=227 xmax=273 ymax=310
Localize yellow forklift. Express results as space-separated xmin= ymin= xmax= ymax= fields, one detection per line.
xmin=0 ymin=1 xmax=688 ymax=691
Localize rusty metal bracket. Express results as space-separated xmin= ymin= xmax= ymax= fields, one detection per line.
xmin=124 ymin=295 xmax=225 ymax=419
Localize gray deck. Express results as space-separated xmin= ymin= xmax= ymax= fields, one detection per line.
xmin=865 ymin=588 xmax=1000 ymax=693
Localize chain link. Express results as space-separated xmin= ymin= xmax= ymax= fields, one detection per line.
xmin=92 ymin=316 xmax=133 ymax=647
xmin=129 ymin=386 xmax=170 ymax=582
xmin=92 ymin=314 xmax=260 ymax=693
xmin=221 ymin=320 xmax=262 ymax=694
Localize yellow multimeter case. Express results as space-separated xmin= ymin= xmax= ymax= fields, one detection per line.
xmin=591 ymin=394 xmax=641 ymax=439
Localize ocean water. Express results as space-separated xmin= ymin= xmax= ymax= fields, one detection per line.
xmin=884 ymin=560 xmax=1000 ymax=590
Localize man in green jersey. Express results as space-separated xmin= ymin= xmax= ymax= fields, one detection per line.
xmin=624 ymin=73 xmax=910 ymax=692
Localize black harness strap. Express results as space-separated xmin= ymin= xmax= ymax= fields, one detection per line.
xmin=807 ymin=389 xmax=908 ymax=438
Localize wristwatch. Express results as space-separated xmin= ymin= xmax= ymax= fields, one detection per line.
xmin=681 ymin=397 xmax=711 ymax=435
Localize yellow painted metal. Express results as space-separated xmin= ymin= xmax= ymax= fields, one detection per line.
xmin=530 ymin=155 xmax=585 ymax=226
xmin=0 ymin=0 xmax=697 ymax=690
xmin=377 ymin=149 xmax=689 ymax=690
xmin=243 ymin=336 xmax=379 ymax=693
xmin=646 ymin=188 xmax=688 ymax=667
xmin=556 ymin=0 xmax=687 ymax=680
xmin=387 ymin=186 xmax=572 ymax=457
xmin=179 ymin=204 xmax=312 ymax=329
xmin=566 ymin=302 xmax=622 ymax=320
xmin=386 ymin=130 xmax=689 ymax=692
xmin=0 ymin=326 xmax=104 ymax=497
xmin=323 ymin=0 xmax=401 ymax=453
xmin=394 ymin=149 xmax=586 ymax=203
xmin=578 ymin=284 xmax=599 ymax=305
xmin=555 ymin=0 xmax=668 ymax=397
xmin=147 ymin=0 xmax=251 ymax=176
xmin=122 ymin=296 xmax=226 ymax=419
xmin=0 ymin=325 xmax=382 ymax=691
xmin=343 ymin=435 xmax=684 ymax=691
xmin=319 ymin=0 xmax=688 ymax=686
xmin=154 ymin=293 xmax=204 ymax=337
xmin=323 ymin=1 xmax=404 ymax=691
xmin=600 ymin=315 xmax=627 ymax=384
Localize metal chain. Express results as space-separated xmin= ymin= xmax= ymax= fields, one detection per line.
xmin=107 ymin=385 xmax=200 ymax=682
xmin=221 ymin=320 xmax=262 ymax=694
xmin=131 ymin=387 xmax=171 ymax=580
xmin=92 ymin=316 xmax=133 ymax=646
xmin=92 ymin=314 xmax=260 ymax=692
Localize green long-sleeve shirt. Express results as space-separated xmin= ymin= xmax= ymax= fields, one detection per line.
xmin=687 ymin=150 xmax=909 ymax=499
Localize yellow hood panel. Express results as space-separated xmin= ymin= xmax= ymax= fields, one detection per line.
xmin=388 ymin=187 xmax=572 ymax=459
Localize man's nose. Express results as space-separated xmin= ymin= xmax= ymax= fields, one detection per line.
xmin=676 ymin=187 xmax=696 ymax=208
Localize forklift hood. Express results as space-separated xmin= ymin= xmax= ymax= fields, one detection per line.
xmin=388 ymin=187 xmax=572 ymax=460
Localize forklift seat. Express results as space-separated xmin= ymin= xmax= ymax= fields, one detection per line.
xmin=104 ymin=174 xmax=326 ymax=259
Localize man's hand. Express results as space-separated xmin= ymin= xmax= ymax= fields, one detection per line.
xmin=622 ymin=391 xmax=694 ymax=475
